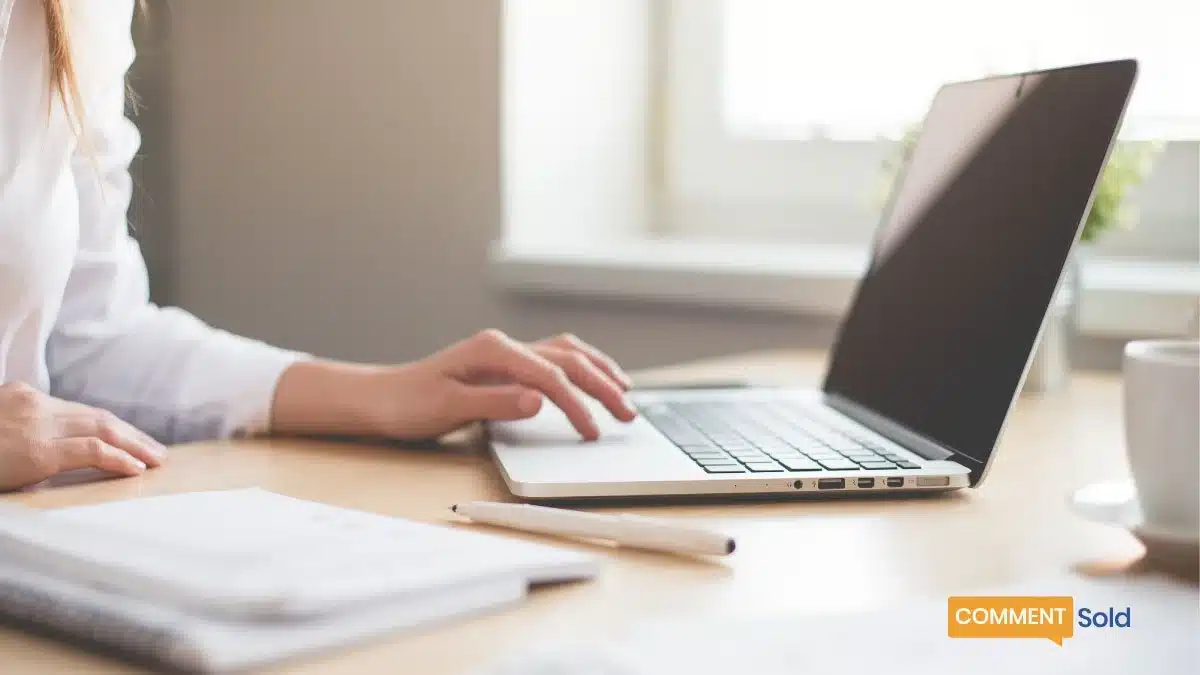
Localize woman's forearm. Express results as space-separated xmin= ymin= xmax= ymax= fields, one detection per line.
xmin=268 ymin=360 xmax=394 ymax=437
xmin=263 ymin=331 xmax=632 ymax=442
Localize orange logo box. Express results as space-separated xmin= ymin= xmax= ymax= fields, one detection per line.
xmin=948 ymin=596 xmax=1075 ymax=645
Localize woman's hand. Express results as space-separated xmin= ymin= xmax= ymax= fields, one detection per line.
xmin=377 ymin=330 xmax=636 ymax=440
xmin=270 ymin=330 xmax=637 ymax=441
xmin=0 ymin=382 xmax=167 ymax=491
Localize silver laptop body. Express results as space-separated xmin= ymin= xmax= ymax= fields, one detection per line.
xmin=489 ymin=60 xmax=1138 ymax=501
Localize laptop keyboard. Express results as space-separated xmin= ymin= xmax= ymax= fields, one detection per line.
xmin=639 ymin=400 xmax=922 ymax=474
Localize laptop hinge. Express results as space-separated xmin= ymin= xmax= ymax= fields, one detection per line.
xmin=821 ymin=393 xmax=981 ymax=466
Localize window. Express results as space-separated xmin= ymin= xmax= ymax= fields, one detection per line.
xmin=665 ymin=0 xmax=1200 ymax=259
xmin=724 ymin=0 xmax=1200 ymax=139
xmin=496 ymin=1 xmax=1199 ymax=338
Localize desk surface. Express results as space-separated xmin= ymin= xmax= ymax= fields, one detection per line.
xmin=0 ymin=350 xmax=1169 ymax=674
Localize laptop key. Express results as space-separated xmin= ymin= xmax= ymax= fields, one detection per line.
xmin=703 ymin=465 xmax=747 ymax=474
xmin=696 ymin=458 xmax=739 ymax=466
xmin=736 ymin=454 xmax=772 ymax=464
xmin=772 ymin=457 xmax=810 ymax=466
xmin=896 ymin=461 xmax=921 ymax=469
xmin=744 ymin=462 xmax=784 ymax=473
xmin=689 ymin=454 xmax=733 ymax=462
xmin=824 ymin=442 xmax=871 ymax=453
xmin=857 ymin=461 xmax=897 ymax=470
xmin=777 ymin=457 xmax=821 ymax=471
xmin=816 ymin=459 xmax=859 ymax=470
xmin=684 ymin=452 xmax=728 ymax=461
xmin=666 ymin=432 xmax=709 ymax=445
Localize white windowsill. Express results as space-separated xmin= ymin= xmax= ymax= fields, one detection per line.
xmin=490 ymin=238 xmax=1200 ymax=338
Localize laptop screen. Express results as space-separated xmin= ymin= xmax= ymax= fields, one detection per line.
xmin=822 ymin=61 xmax=1137 ymax=481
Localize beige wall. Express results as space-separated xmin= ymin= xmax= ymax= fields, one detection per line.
xmin=151 ymin=0 xmax=833 ymax=370
xmin=145 ymin=0 xmax=1125 ymax=371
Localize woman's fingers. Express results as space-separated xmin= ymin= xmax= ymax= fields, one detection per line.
xmin=458 ymin=384 xmax=545 ymax=422
xmin=533 ymin=345 xmax=637 ymax=422
xmin=538 ymin=333 xmax=633 ymax=390
xmin=58 ymin=412 xmax=166 ymax=469
xmin=449 ymin=330 xmax=600 ymax=439
xmin=47 ymin=437 xmax=148 ymax=477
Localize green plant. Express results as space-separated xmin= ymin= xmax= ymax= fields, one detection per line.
xmin=875 ymin=126 xmax=1162 ymax=243
xmin=1079 ymin=141 xmax=1162 ymax=242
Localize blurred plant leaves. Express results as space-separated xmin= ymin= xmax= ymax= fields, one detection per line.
xmin=872 ymin=126 xmax=1162 ymax=243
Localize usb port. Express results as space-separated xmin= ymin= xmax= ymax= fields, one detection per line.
xmin=857 ymin=477 xmax=875 ymax=488
xmin=817 ymin=478 xmax=845 ymax=490
xmin=886 ymin=477 xmax=905 ymax=488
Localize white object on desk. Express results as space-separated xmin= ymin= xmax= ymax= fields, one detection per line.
xmin=0 ymin=489 xmax=600 ymax=672
xmin=1122 ymin=340 xmax=1200 ymax=535
xmin=0 ymin=563 xmax=524 ymax=674
xmin=451 ymin=501 xmax=736 ymax=557
xmin=0 ymin=489 xmax=598 ymax=618
xmin=1070 ymin=481 xmax=1200 ymax=546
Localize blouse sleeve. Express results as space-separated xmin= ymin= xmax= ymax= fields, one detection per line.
xmin=45 ymin=1 xmax=307 ymax=443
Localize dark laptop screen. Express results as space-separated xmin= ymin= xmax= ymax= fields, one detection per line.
xmin=822 ymin=61 xmax=1137 ymax=481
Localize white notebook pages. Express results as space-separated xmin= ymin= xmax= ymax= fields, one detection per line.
xmin=0 ymin=489 xmax=600 ymax=672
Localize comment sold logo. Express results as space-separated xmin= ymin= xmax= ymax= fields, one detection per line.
xmin=948 ymin=596 xmax=1075 ymax=645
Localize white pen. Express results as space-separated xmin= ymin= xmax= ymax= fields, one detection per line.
xmin=450 ymin=501 xmax=736 ymax=557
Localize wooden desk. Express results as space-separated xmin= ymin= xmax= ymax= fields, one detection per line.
xmin=0 ymin=350 xmax=1175 ymax=674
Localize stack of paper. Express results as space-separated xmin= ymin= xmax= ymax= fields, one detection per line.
xmin=0 ymin=489 xmax=599 ymax=672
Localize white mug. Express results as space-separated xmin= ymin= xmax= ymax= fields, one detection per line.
xmin=1123 ymin=340 xmax=1200 ymax=533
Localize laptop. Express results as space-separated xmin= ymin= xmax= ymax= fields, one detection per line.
xmin=489 ymin=60 xmax=1139 ymax=501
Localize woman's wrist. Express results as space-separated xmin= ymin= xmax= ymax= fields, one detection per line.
xmin=269 ymin=360 xmax=401 ymax=437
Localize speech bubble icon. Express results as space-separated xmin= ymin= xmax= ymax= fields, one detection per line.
xmin=948 ymin=596 xmax=1074 ymax=645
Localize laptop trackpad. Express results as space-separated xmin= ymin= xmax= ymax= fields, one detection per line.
xmin=488 ymin=402 xmax=695 ymax=484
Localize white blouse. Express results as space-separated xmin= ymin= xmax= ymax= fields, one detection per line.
xmin=0 ymin=0 xmax=303 ymax=442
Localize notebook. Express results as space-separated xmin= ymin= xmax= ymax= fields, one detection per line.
xmin=0 ymin=488 xmax=600 ymax=672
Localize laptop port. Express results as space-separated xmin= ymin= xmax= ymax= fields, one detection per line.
xmin=856 ymin=477 xmax=875 ymax=488
xmin=817 ymin=478 xmax=845 ymax=490
xmin=793 ymin=480 xmax=804 ymax=490
xmin=886 ymin=477 xmax=905 ymax=488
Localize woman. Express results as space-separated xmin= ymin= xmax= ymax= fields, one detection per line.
xmin=0 ymin=0 xmax=636 ymax=491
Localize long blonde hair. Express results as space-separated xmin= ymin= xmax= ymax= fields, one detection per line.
xmin=41 ymin=0 xmax=84 ymax=125
xmin=41 ymin=0 xmax=145 ymax=127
